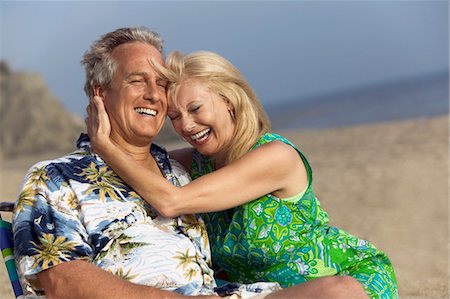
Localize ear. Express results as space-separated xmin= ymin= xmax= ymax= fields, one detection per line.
xmin=222 ymin=97 xmax=233 ymax=111
xmin=226 ymin=103 xmax=236 ymax=120
xmin=93 ymin=84 xmax=104 ymax=98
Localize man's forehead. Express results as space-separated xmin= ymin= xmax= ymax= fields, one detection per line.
xmin=111 ymin=42 xmax=164 ymax=66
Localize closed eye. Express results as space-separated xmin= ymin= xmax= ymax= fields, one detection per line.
xmin=156 ymin=79 xmax=168 ymax=90
xmin=189 ymin=106 xmax=201 ymax=113
xmin=126 ymin=72 xmax=147 ymax=84
xmin=168 ymin=113 xmax=180 ymax=120
xmin=128 ymin=77 xmax=144 ymax=84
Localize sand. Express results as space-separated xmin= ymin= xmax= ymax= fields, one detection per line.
xmin=1 ymin=115 xmax=448 ymax=299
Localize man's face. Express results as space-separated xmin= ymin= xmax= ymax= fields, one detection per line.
xmin=102 ymin=42 xmax=168 ymax=147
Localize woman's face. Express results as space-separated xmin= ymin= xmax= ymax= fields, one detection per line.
xmin=168 ymin=79 xmax=236 ymax=159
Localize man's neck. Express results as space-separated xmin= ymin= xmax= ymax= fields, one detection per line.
xmin=109 ymin=133 xmax=156 ymax=168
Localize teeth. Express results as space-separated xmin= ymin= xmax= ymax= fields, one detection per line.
xmin=190 ymin=128 xmax=211 ymax=142
xmin=135 ymin=107 xmax=157 ymax=116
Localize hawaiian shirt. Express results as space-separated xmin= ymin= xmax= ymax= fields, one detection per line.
xmin=12 ymin=134 xmax=216 ymax=297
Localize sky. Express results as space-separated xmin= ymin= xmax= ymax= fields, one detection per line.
xmin=1 ymin=1 xmax=448 ymax=117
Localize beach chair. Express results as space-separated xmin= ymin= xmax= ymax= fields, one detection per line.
xmin=0 ymin=202 xmax=24 ymax=298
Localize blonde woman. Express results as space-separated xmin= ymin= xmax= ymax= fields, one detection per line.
xmin=87 ymin=51 xmax=398 ymax=299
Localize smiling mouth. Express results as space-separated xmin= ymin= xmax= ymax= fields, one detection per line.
xmin=190 ymin=128 xmax=211 ymax=142
xmin=135 ymin=107 xmax=157 ymax=116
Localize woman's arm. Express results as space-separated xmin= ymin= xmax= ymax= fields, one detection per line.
xmin=87 ymin=97 xmax=307 ymax=218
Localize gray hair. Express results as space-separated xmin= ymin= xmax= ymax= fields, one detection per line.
xmin=81 ymin=26 xmax=164 ymax=97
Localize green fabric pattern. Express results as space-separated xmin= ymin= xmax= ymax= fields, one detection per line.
xmin=191 ymin=133 xmax=398 ymax=299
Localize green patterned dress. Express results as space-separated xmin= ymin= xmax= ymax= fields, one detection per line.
xmin=191 ymin=133 xmax=398 ymax=299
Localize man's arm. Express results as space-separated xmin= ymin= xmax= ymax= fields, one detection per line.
xmin=38 ymin=260 xmax=217 ymax=299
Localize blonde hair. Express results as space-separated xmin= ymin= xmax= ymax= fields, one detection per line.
xmin=162 ymin=51 xmax=271 ymax=164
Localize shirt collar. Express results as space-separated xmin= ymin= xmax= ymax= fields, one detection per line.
xmin=76 ymin=133 xmax=177 ymax=185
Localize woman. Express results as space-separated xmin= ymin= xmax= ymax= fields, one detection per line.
xmin=87 ymin=51 xmax=398 ymax=299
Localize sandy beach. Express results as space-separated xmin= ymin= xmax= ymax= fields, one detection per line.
xmin=1 ymin=115 xmax=448 ymax=299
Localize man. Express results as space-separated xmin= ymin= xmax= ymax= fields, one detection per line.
xmin=13 ymin=27 xmax=280 ymax=299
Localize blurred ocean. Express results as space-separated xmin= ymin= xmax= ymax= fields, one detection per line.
xmin=266 ymin=71 xmax=449 ymax=130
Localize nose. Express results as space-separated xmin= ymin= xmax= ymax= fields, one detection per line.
xmin=144 ymin=81 xmax=164 ymax=103
xmin=181 ymin=116 xmax=195 ymax=133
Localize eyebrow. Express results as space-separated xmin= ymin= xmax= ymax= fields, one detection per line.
xmin=125 ymin=72 xmax=147 ymax=79
xmin=125 ymin=72 xmax=167 ymax=82
xmin=187 ymin=100 xmax=202 ymax=106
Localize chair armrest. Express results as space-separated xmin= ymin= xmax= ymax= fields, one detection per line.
xmin=0 ymin=202 xmax=14 ymax=212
